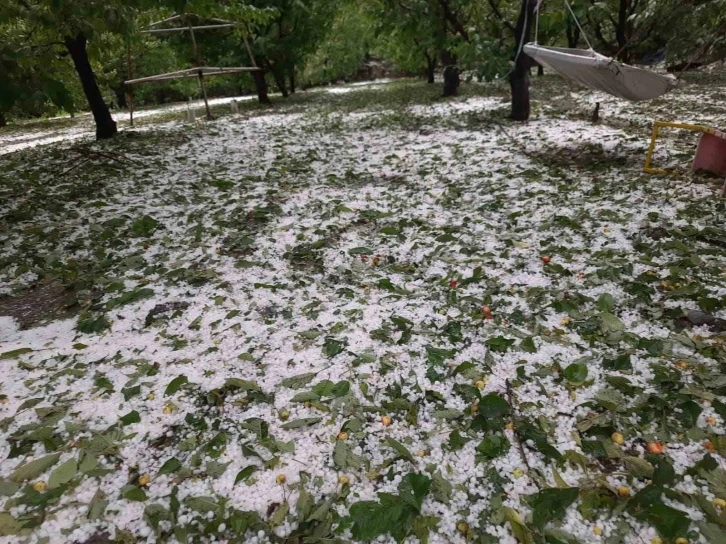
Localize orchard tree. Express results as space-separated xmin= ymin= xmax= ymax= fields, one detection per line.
xmin=6 ymin=0 xmax=143 ymax=139
xmin=303 ymin=2 xmax=376 ymax=86
xmin=509 ymin=0 xmax=537 ymax=120
xmin=243 ymin=0 xmax=339 ymax=97
xmin=374 ymin=0 xmax=444 ymax=84
xmin=0 ymin=18 xmax=80 ymax=126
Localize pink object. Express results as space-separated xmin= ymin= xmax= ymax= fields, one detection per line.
xmin=692 ymin=132 xmax=726 ymax=176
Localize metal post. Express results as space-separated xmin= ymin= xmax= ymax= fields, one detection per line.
xmin=189 ymin=22 xmax=212 ymax=121
xmin=125 ymin=43 xmax=135 ymax=127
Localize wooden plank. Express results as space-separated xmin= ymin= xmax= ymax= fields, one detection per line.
xmin=141 ymin=24 xmax=237 ymax=34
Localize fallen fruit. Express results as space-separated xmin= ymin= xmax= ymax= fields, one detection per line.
xmin=714 ymin=498 xmax=726 ymax=509
xmin=482 ymin=306 xmax=491 ymax=314
xmin=381 ymin=415 xmax=392 ymax=426
xmin=675 ymin=539 xmax=688 ymax=544
xmin=617 ymin=486 xmax=630 ymax=497
xmin=475 ymin=380 xmax=486 ymax=389
xmin=676 ymin=360 xmax=688 ymax=369
xmin=593 ymin=526 xmax=603 ymax=536
xmin=279 ymin=409 xmax=290 ymax=421
xmin=449 ymin=279 xmax=458 ymax=288
xmin=457 ymin=522 xmax=469 ymax=533
xmin=138 ymin=474 xmax=150 ymax=487
xmin=542 ymin=256 xmax=551 ymax=264
xmin=611 ymin=432 xmax=625 ymax=445
xmin=337 ymin=431 xmax=348 ymax=441
xmin=647 ymin=441 xmax=664 ymax=454
xmin=276 ymin=474 xmax=287 ymax=485
xmin=33 ymin=481 xmax=47 ymax=492
xmin=705 ymin=416 xmax=716 ymax=425
xmin=650 ymin=539 xmax=663 ymax=544
xmin=704 ymin=440 xmax=715 ymax=453
xmin=513 ymin=468 xmax=524 ymax=478
xmin=338 ymin=475 xmax=349 ymax=485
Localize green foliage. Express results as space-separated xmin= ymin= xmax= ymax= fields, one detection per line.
xmin=348 ymin=473 xmax=432 ymax=541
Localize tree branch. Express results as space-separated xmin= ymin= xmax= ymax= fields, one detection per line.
xmin=487 ymin=0 xmax=516 ymax=34
xmin=438 ymin=0 xmax=470 ymax=41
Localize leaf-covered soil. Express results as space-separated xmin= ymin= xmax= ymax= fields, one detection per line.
xmin=1 ymin=75 xmax=726 ymax=544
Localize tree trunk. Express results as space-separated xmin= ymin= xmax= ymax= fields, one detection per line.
xmin=289 ymin=67 xmax=296 ymax=94
xmin=112 ymin=86 xmax=128 ymax=109
xmin=566 ymin=18 xmax=580 ymax=48
xmin=272 ymin=68 xmax=289 ymax=98
xmin=252 ymin=70 xmax=272 ymax=105
xmin=441 ymin=50 xmax=459 ymax=97
xmin=426 ymin=55 xmax=436 ymax=84
xmin=64 ymin=33 xmax=117 ymax=140
xmin=510 ymin=0 xmax=537 ymax=121
xmin=615 ymin=0 xmax=630 ymax=62
xmin=0 ymin=112 xmax=6 ymax=128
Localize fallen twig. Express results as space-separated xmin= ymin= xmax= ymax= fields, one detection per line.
xmin=506 ymin=378 xmax=533 ymax=475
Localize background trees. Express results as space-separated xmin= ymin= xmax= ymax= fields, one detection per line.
xmin=0 ymin=0 xmax=724 ymax=131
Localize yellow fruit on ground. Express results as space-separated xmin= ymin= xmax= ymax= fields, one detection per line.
xmin=650 ymin=539 xmax=663 ymax=544
xmin=162 ymin=405 xmax=174 ymax=414
xmin=705 ymin=416 xmax=717 ymax=425
xmin=647 ymin=441 xmax=664 ymax=455
xmin=338 ymin=475 xmax=349 ymax=485
xmin=675 ymin=539 xmax=688 ymax=544
xmin=276 ymin=474 xmax=287 ymax=485
xmin=611 ymin=432 xmax=625 ymax=445
xmin=138 ymin=474 xmax=150 ymax=487
xmin=593 ymin=526 xmax=603 ymax=536
xmin=475 ymin=380 xmax=486 ymax=389
xmin=381 ymin=415 xmax=392 ymax=426
xmin=560 ymin=317 xmax=571 ymax=326
xmin=146 ymin=392 xmax=155 ymax=400
xmin=417 ymin=450 xmax=426 ymax=457
xmin=33 ymin=481 xmax=47 ymax=492
xmin=337 ymin=432 xmax=348 ymax=441
xmin=513 ymin=468 xmax=524 ymax=478
xmin=713 ymin=498 xmax=726 ymax=509
xmin=505 ymin=422 xmax=514 ymax=430
xmin=0 ymin=398 xmax=8 ymax=404
xmin=457 ymin=522 xmax=469 ymax=533
xmin=279 ymin=409 xmax=290 ymax=421
xmin=617 ymin=486 xmax=630 ymax=497
xmin=676 ymin=360 xmax=688 ymax=369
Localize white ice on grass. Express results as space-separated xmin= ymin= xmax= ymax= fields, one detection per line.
xmin=1 ymin=77 xmax=725 ymax=543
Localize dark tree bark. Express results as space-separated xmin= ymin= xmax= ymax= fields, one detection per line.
xmin=566 ymin=18 xmax=580 ymax=48
xmin=425 ymin=54 xmax=437 ymax=84
xmin=64 ymin=33 xmax=117 ymax=140
xmin=112 ymin=86 xmax=128 ymax=109
xmin=0 ymin=112 xmax=6 ymax=128
xmin=510 ymin=0 xmax=537 ymax=121
xmin=537 ymin=63 xmax=544 ymax=76
xmin=615 ymin=0 xmax=629 ymax=62
xmin=271 ymin=67 xmax=289 ymax=97
xmin=289 ymin=67 xmax=296 ymax=94
xmin=441 ymin=50 xmax=459 ymax=97
xmin=252 ymin=70 xmax=272 ymax=105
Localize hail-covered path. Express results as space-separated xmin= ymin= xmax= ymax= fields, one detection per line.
xmin=0 ymin=77 xmax=725 ymax=544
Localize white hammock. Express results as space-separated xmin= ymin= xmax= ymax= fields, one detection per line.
xmin=523 ymin=44 xmax=678 ymax=101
